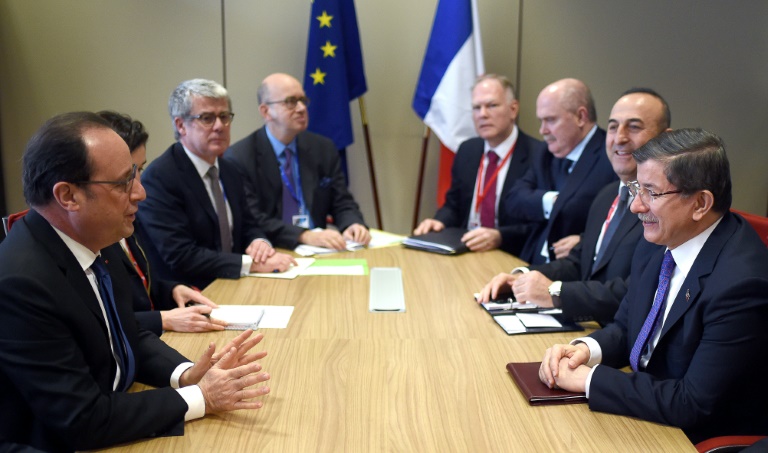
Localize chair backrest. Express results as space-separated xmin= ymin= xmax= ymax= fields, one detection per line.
xmin=695 ymin=435 xmax=766 ymax=453
xmin=732 ymin=208 xmax=768 ymax=247
xmin=3 ymin=209 xmax=30 ymax=235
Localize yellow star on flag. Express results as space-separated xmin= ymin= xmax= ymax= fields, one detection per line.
xmin=310 ymin=68 xmax=327 ymax=85
xmin=321 ymin=41 xmax=337 ymax=58
xmin=316 ymin=10 xmax=333 ymax=28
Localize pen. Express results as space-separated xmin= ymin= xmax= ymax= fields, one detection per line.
xmin=253 ymin=309 xmax=265 ymax=329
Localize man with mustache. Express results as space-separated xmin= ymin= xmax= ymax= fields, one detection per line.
xmin=539 ymin=129 xmax=768 ymax=443
xmin=413 ymin=74 xmax=542 ymax=255
xmin=505 ymin=78 xmax=617 ymax=264
xmin=478 ymin=88 xmax=670 ymax=326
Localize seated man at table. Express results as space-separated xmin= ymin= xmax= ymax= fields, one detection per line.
xmin=0 ymin=112 xmax=270 ymax=451
xmin=138 ymin=78 xmax=296 ymax=289
xmin=477 ymin=88 xmax=671 ymax=326
xmin=539 ymin=129 xmax=768 ymax=443
xmin=505 ymin=78 xmax=617 ymax=264
xmin=413 ymin=74 xmax=543 ymax=255
xmin=225 ymin=72 xmax=370 ymax=251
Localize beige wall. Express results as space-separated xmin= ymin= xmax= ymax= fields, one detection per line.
xmin=1 ymin=0 xmax=766 ymax=235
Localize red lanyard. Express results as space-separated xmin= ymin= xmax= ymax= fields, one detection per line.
xmin=121 ymin=239 xmax=153 ymax=310
xmin=600 ymin=195 xmax=621 ymax=236
xmin=474 ymin=142 xmax=516 ymax=213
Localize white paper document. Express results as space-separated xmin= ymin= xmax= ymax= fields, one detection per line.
xmin=494 ymin=315 xmax=526 ymax=334
xmin=210 ymin=305 xmax=295 ymax=330
xmin=246 ymin=258 xmax=315 ymax=279
xmin=516 ymin=313 xmax=563 ymax=328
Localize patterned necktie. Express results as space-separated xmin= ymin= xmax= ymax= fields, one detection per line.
xmin=592 ymin=185 xmax=630 ymax=273
xmin=281 ymin=148 xmax=301 ymax=223
xmin=629 ymin=250 xmax=676 ymax=371
xmin=206 ymin=166 xmax=232 ymax=253
xmin=480 ymin=151 xmax=499 ymax=228
xmin=91 ymin=256 xmax=136 ymax=391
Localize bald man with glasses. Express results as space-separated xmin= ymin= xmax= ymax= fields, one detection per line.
xmin=225 ymin=73 xmax=369 ymax=251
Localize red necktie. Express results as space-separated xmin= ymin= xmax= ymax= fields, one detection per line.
xmin=480 ymin=151 xmax=499 ymax=228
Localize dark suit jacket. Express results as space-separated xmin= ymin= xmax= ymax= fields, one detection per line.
xmin=137 ymin=142 xmax=268 ymax=289
xmin=224 ymin=127 xmax=366 ymax=249
xmin=587 ymin=212 xmax=768 ymax=443
xmin=105 ymin=234 xmax=179 ymax=336
xmin=433 ymin=131 xmax=543 ymax=256
xmin=529 ymin=181 xmax=645 ymax=325
xmin=505 ymin=127 xmax=617 ymax=263
xmin=0 ymin=210 xmax=189 ymax=452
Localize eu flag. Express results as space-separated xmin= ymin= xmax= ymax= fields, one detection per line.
xmin=303 ymin=0 xmax=367 ymax=151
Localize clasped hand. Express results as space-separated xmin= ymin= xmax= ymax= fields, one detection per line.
xmin=538 ymin=343 xmax=590 ymax=393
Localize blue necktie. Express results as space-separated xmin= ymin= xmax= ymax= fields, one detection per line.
xmin=91 ymin=256 xmax=136 ymax=391
xmin=281 ymin=148 xmax=301 ymax=223
xmin=629 ymin=250 xmax=675 ymax=371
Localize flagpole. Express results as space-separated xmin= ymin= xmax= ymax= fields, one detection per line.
xmin=357 ymin=96 xmax=383 ymax=230
xmin=412 ymin=126 xmax=431 ymax=231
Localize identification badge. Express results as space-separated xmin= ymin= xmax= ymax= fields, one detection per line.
xmin=468 ymin=213 xmax=481 ymax=230
xmin=292 ymin=214 xmax=310 ymax=228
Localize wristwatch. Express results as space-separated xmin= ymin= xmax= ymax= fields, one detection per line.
xmin=548 ymin=281 xmax=562 ymax=308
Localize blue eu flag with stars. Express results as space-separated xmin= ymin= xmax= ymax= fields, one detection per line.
xmin=303 ymin=0 xmax=367 ymax=153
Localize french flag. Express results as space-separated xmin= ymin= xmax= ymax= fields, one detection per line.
xmin=413 ymin=0 xmax=484 ymax=206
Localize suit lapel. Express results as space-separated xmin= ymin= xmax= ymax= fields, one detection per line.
xmin=658 ymin=215 xmax=735 ymax=340
xmin=591 ymin=207 xmax=640 ymax=276
xmin=172 ymin=144 xmax=218 ymax=227
xmin=552 ymin=135 xmax=600 ymax=219
xmin=24 ymin=210 xmax=109 ymax=334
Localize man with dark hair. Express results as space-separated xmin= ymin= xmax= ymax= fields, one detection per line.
xmin=138 ymin=79 xmax=296 ymax=289
xmin=479 ymin=88 xmax=670 ymax=325
xmin=505 ymin=78 xmax=617 ymax=264
xmin=413 ymin=74 xmax=542 ymax=255
xmin=539 ymin=129 xmax=768 ymax=442
xmin=225 ymin=73 xmax=369 ymax=251
xmin=0 ymin=112 xmax=270 ymax=451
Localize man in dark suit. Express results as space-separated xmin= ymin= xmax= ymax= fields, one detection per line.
xmin=505 ymin=78 xmax=617 ymax=264
xmin=413 ymin=74 xmax=543 ymax=255
xmin=0 ymin=112 xmax=270 ymax=451
xmin=539 ymin=129 xmax=768 ymax=443
xmin=137 ymin=79 xmax=296 ymax=289
xmin=478 ymin=88 xmax=672 ymax=325
xmin=225 ymin=73 xmax=369 ymax=251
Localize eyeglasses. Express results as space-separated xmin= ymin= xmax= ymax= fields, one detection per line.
xmin=187 ymin=112 xmax=235 ymax=127
xmin=626 ymin=180 xmax=682 ymax=203
xmin=264 ymin=96 xmax=310 ymax=110
xmin=74 ymin=164 xmax=138 ymax=194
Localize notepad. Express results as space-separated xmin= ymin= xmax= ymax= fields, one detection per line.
xmin=246 ymin=258 xmax=315 ymax=279
xmin=210 ymin=305 xmax=295 ymax=330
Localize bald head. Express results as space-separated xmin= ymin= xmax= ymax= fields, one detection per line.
xmin=536 ymin=78 xmax=597 ymax=157
xmin=258 ymin=73 xmax=309 ymax=144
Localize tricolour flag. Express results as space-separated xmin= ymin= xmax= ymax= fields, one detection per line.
xmin=304 ymin=0 xmax=367 ymax=179
xmin=413 ymin=0 xmax=484 ymax=206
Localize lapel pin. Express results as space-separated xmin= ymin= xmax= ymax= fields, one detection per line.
xmin=685 ymin=289 xmax=690 ymax=302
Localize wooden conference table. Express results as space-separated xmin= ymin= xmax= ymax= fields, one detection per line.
xmin=104 ymin=246 xmax=694 ymax=452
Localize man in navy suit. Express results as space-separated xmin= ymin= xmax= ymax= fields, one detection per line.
xmin=478 ymin=88 xmax=671 ymax=325
xmin=539 ymin=129 xmax=768 ymax=443
xmin=137 ymin=79 xmax=296 ymax=289
xmin=505 ymin=78 xmax=617 ymax=264
xmin=225 ymin=73 xmax=369 ymax=251
xmin=413 ymin=74 xmax=543 ymax=255
xmin=0 ymin=112 xmax=270 ymax=451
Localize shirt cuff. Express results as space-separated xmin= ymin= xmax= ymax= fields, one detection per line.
xmin=241 ymin=255 xmax=253 ymax=276
xmin=542 ymin=191 xmax=559 ymax=219
xmin=570 ymin=337 xmax=602 ymax=367
xmin=176 ymin=385 xmax=206 ymax=421
xmin=511 ymin=267 xmax=530 ymax=274
xmin=170 ymin=362 xmax=194 ymax=388
xmin=584 ymin=364 xmax=599 ymax=399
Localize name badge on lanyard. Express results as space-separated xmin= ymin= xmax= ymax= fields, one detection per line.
xmin=292 ymin=213 xmax=310 ymax=228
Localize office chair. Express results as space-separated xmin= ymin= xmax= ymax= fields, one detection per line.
xmin=732 ymin=209 xmax=768 ymax=247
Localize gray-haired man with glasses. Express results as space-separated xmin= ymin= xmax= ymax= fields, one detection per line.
xmin=225 ymin=72 xmax=369 ymax=250
xmin=538 ymin=129 xmax=768 ymax=443
xmin=137 ymin=78 xmax=296 ymax=289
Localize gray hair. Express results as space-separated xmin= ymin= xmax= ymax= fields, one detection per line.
xmin=633 ymin=128 xmax=732 ymax=213
xmin=473 ymin=74 xmax=516 ymax=102
xmin=168 ymin=79 xmax=231 ymax=139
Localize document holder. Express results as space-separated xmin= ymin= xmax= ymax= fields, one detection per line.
xmin=402 ymin=228 xmax=469 ymax=255
xmin=506 ymin=362 xmax=587 ymax=406
xmin=369 ymin=267 xmax=406 ymax=312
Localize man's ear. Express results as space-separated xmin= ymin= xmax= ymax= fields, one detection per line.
xmin=174 ymin=116 xmax=186 ymax=138
xmin=258 ymin=103 xmax=270 ymax=120
xmin=51 ymin=182 xmax=81 ymax=212
xmin=575 ymin=106 xmax=589 ymax=127
xmin=692 ymin=190 xmax=714 ymax=221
